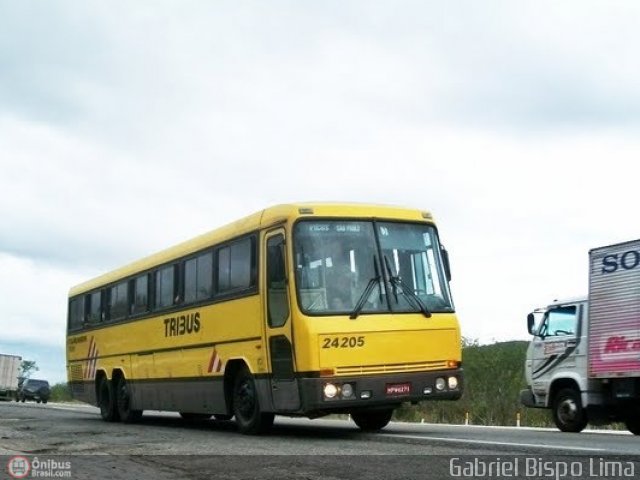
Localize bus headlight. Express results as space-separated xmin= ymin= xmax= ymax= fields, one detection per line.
xmin=435 ymin=377 xmax=446 ymax=391
xmin=323 ymin=383 xmax=339 ymax=399
xmin=448 ymin=376 xmax=459 ymax=390
xmin=341 ymin=383 xmax=354 ymax=399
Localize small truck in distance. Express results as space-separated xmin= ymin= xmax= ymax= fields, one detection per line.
xmin=0 ymin=354 xmax=22 ymax=401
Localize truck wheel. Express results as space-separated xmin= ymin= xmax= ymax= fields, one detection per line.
xmin=98 ymin=377 xmax=119 ymax=422
xmin=352 ymin=409 xmax=394 ymax=432
xmin=115 ymin=377 xmax=142 ymax=423
xmin=232 ymin=367 xmax=274 ymax=435
xmin=552 ymin=388 xmax=587 ymax=432
xmin=624 ymin=415 xmax=640 ymax=435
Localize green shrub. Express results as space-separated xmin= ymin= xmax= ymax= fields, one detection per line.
xmin=393 ymin=340 xmax=552 ymax=427
xmin=49 ymin=383 xmax=73 ymax=402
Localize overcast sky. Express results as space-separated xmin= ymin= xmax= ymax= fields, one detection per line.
xmin=2 ymin=1 xmax=640 ymax=384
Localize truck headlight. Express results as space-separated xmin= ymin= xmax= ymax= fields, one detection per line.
xmin=435 ymin=377 xmax=446 ymax=391
xmin=448 ymin=376 xmax=459 ymax=390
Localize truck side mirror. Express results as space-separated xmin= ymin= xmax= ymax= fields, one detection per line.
xmin=527 ymin=313 xmax=535 ymax=335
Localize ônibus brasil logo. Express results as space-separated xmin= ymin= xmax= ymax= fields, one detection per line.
xmin=6 ymin=456 xmax=71 ymax=478
xmin=7 ymin=456 xmax=30 ymax=479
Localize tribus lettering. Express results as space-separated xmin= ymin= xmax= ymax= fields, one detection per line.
xmin=601 ymin=250 xmax=640 ymax=274
xmin=164 ymin=312 xmax=201 ymax=337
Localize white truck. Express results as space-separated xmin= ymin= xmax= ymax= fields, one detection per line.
xmin=520 ymin=239 xmax=640 ymax=434
xmin=0 ymin=354 xmax=22 ymax=401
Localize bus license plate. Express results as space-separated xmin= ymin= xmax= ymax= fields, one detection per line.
xmin=386 ymin=383 xmax=411 ymax=396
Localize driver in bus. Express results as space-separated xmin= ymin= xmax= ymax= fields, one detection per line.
xmin=326 ymin=244 xmax=354 ymax=311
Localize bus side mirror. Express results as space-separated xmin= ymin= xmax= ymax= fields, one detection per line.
xmin=527 ymin=313 xmax=535 ymax=335
xmin=441 ymin=247 xmax=452 ymax=282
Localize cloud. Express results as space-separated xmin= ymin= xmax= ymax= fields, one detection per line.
xmin=3 ymin=1 xmax=640 ymax=153
xmin=0 ymin=253 xmax=83 ymax=347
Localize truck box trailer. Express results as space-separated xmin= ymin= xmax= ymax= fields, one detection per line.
xmin=588 ymin=240 xmax=640 ymax=379
xmin=520 ymin=239 xmax=640 ymax=434
xmin=0 ymin=354 xmax=22 ymax=400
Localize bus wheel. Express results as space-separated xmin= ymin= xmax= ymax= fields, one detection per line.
xmin=97 ymin=376 xmax=119 ymax=422
xmin=232 ymin=367 xmax=274 ymax=435
xmin=116 ymin=377 xmax=142 ymax=423
xmin=552 ymin=388 xmax=587 ymax=432
xmin=352 ymin=409 xmax=393 ymax=432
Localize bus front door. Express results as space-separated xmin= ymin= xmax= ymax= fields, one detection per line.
xmin=265 ymin=230 xmax=301 ymax=412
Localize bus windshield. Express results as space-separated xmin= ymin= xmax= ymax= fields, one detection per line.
xmin=293 ymin=220 xmax=454 ymax=316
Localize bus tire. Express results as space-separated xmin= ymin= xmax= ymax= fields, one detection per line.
xmin=232 ymin=367 xmax=274 ymax=435
xmin=115 ymin=376 xmax=142 ymax=423
xmin=352 ymin=409 xmax=393 ymax=432
xmin=98 ymin=376 xmax=119 ymax=422
xmin=552 ymin=387 xmax=587 ymax=432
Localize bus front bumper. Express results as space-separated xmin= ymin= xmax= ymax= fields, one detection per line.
xmin=298 ymin=369 xmax=463 ymax=414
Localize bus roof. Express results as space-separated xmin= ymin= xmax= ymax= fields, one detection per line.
xmin=69 ymin=202 xmax=434 ymax=297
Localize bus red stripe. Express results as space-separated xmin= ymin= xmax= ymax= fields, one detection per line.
xmin=207 ymin=349 xmax=217 ymax=373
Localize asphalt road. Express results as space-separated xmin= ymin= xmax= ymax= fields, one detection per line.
xmin=1 ymin=401 xmax=638 ymax=479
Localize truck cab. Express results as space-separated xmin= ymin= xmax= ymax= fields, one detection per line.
xmin=521 ymin=298 xmax=593 ymax=432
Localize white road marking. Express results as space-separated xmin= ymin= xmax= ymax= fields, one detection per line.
xmin=381 ymin=434 xmax=606 ymax=453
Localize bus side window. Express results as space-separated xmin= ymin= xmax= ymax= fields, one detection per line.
xmin=131 ymin=274 xmax=150 ymax=315
xmin=155 ymin=265 xmax=176 ymax=310
xmin=216 ymin=236 xmax=255 ymax=295
xmin=86 ymin=291 xmax=102 ymax=324
xmin=185 ymin=252 xmax=213 ymax=304
xmin=68 ymin=297 xmax=84 ymax=331
xmin=109 ymin=281 xmax=128 ymax=321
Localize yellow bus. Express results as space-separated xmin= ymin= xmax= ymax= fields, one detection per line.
xmin=66 ymin=203 xmax=463 ymax=434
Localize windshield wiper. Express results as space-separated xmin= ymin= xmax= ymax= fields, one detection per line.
xmin=350 ymin=256 xmax=381 ymax=320
xmin=383 ymin=256 xmax=431 ymax=318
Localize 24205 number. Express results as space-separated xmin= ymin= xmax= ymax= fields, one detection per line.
xmin=322 ymin=336 xmax=365 ymax=349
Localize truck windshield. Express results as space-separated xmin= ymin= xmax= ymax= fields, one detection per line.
xmin=293 ymin=220 xmax=454 ymax=316
xmin=539 ymin=306 xmax=577 ymax=337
